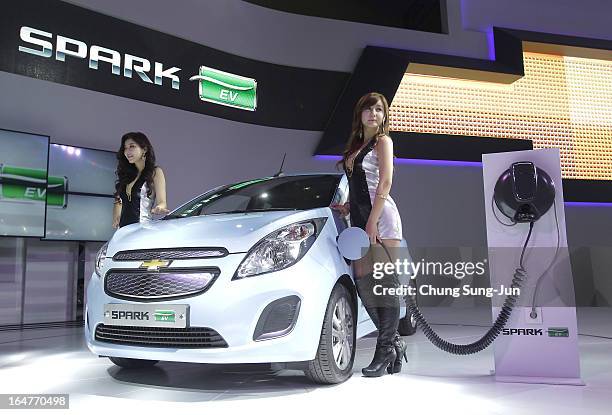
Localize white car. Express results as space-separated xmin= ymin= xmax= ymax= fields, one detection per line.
xmin=85 ymin=173 xmax=416 ymax=384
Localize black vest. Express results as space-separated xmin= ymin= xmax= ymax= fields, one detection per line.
xmin=119 ymin=175 xmax=147 ymax=228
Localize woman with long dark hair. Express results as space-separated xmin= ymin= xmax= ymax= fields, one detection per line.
xmin=331 ymin=92 xmax=407 ymax=377
xmin=112 ymin=132 xmax=169 ymax=228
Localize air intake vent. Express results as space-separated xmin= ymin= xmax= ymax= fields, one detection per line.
xmin=95 ymin=324 xmax=228 ymax=348
xmin=253 ymin=296 xmax=301 ymax=341
xmin=113 ymin=248 xmax=228 ymax=261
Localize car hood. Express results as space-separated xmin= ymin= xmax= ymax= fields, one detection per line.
xmin=108 ymin=209 xmax=330 ymax=254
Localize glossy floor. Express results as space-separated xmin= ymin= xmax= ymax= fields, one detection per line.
xmin=0 ymin=308 xmax=610 ymax=414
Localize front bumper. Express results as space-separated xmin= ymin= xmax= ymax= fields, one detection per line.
xmin=85 ymin=252 xmax=339 ymax=363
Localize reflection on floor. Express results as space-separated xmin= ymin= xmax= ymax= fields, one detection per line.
xmin=0 ymin=308 xmax=610 ymax=414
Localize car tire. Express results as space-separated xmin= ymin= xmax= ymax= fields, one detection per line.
xmin=108 ymin=356 xmax=159 ymax=369
xmin=304 ymin=283 xmax=356 ymax=384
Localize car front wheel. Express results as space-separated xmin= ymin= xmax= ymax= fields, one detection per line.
xmin=304 ymin=283 xmax=356 ymax=384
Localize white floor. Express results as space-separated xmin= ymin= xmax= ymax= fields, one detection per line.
xmin=0 ymin=308 xmax=610 ymax=415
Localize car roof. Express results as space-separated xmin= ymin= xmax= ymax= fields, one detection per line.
xmin=234 ymin=173 xmax=344 ymax=182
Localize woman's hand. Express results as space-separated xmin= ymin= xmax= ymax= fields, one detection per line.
xmin=152 ymin=203 xmax=170 ymax=215
xmin=112 ymin=217 xmax=120 ymax=229
xmin=330 ymin=202 xmax=350 ymax=217
xmin=365 ymin=219 xmax=379 ymax=244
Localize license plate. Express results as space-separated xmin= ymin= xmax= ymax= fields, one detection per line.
xmin=104 ymin=303 xmax=189 ymax=328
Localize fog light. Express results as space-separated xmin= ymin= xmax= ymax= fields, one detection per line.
xmin=253 ymin=296 xmax=301 ymax=341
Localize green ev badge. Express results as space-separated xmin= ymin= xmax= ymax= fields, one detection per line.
xmin=547 ymin=327 xmax=569 ymax=337
xmin=154 ymin=310 xmax=176 ymax=323
xmin=189 ymin=66 xmax=257 ymax=111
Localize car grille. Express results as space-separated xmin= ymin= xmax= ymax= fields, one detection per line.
xmin=105 ymin=268 xmax=219 ymax=300
xmin=94 ymin=324 xmax=228 ymax=348
xmin=113 ymin=247 xmax=228 ymax=261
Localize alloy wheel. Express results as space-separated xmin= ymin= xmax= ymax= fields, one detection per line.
xmin=331 ymin=296 xmax=353 ymax=370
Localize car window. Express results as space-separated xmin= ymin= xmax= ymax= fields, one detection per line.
xmin=165 ymin=175 xmax=341 ymax=219
xmin=202 ymin=194 xmax=250 ymax=215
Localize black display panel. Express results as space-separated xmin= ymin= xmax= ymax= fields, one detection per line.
xmin=48 ymin=144 xmax=116 ymax=195
xmin=45 ymin=144 xmax=115 ymax=241
xmin=44 ymin=194 xmax=114 ymax=242
xmin=0 ymin=128 xmax=49 ymax=237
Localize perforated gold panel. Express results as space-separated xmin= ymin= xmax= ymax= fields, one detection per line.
xmin=390 ymin=52 xmax=612 ymax=180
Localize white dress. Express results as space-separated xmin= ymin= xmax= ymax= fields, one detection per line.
xmin=138 ymin=183 xmax=155 ymax=223
xmin=345 ymin=138 xmax=403 ymax=240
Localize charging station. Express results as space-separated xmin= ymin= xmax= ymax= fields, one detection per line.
xmin=483 ymin=148 xmax=582 ymax=385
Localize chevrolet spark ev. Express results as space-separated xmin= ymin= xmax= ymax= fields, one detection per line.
xmin=86 ymin=173 xmax=416 ymax=384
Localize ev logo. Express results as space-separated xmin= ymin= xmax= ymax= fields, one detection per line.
xmin=0 ymin=164 xmax=67 ymax=207
xmin=189 ymin=66 xmax=257 ymax=111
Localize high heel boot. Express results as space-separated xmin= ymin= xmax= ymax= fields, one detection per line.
xmin=388 ymin=333 xmax=408 ymax=374
xmin=361 ymin=343 xmax=396 ymax=377
xmin=362 ymin=303 xmax=399 ymax=377
xmin=358 ymin=278 xmax=405 ymax=374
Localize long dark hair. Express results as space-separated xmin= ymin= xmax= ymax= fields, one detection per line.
xmin=336 ymin=92 xmax=390 ymax=170
xmin=114 ymin=132 xmax=157 ymax=199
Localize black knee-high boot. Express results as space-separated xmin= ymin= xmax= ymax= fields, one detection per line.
xmin=355 ymin=277 xmax=380 ymax=328
xmin=356 ymin=277 xmax=407 ymax=373
xmin=361 ymin=280 xmax=398 ymax=377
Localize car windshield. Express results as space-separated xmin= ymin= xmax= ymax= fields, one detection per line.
xmin=164 ymin=174 xmax=342 ymax=219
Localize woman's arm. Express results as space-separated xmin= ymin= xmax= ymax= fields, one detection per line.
xmin=365 ymin=135 xmax=394 ymax=243
xmin=112 ymin=197 xmax=122 ymax=229
xmin=151 ymin=167 xmax=170 ymax=214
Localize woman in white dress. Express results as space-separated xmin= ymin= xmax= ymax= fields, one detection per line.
xmin=332 ymin=92 xmax=407 ymax=377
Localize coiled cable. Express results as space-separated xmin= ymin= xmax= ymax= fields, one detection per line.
xmin=377 ymin=221 xmax=534 ymax=355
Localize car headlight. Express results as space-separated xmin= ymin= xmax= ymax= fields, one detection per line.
xmin=95 ymin=242 xmax=109 ymax=278
xmin=233 ymin=218 xmax=327 ymax=280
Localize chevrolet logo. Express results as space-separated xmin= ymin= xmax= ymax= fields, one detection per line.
xmin=140 ymin=259 xmax=172 ymax=271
